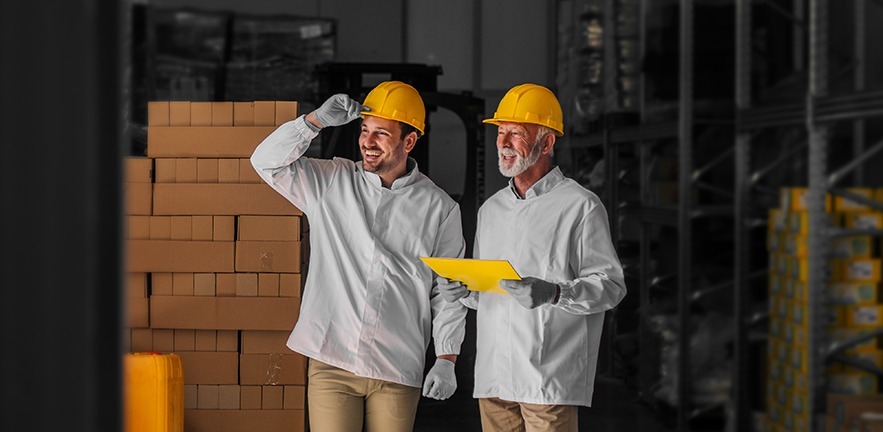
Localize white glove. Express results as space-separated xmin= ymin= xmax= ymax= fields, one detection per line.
xmin=312 ymin=94 xmax=367 ymax=128
xmin=436 ymin=276 xmax=470 ymax=303
xmin=499 ymin=277 xmax=559 ymax=309
xmin=422 ymin=358 xmax=457 ymax=400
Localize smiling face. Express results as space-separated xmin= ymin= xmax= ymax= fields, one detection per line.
xmin=496 ymin=122 xmax=543 ymax=178
xmin=359 ymin=115 xmax=417 ymax=184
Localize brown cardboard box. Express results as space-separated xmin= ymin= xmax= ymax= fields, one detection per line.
xmin=279 ymin=274 xmax=302 ymax=298
xmin=283 ymin=386 xmax=305 ymax=410
xmin=124 ymin=183 xmax=152 ymax=215
xmin=238 ymin=158 xmax=261 ymax=183
xmin=154 ymin=158 xmax=176 ymax=183
xmin=149 ymin=216 xmax=171 ymax=240
xmin=218 ymin=159 xmax=239 ymax=183
xmin=212 ymin=102 xmax=233 ymax=126
xmin=236 ymin=273 xmax=258 ymax=297
xmin=174 ymin=329 xmax=195 ymax=351
xmin=170 ymin=102 xmax=191 ymax=126
xmin=240 ymin=386 xmax=262 ymax=410
xmin=195 ymin=330 xmax=216 ymax=351
xmin=127 ymin=240 xmax=235 ymax=273
xmin=176 ymin=158 xmax=198 ymax=183
xmin=197 ymin=159 xmax=219 ymax=183
xmin=235 ymin=241 xmax=301 ymax=273
xmin=240 ymin=353 xmax=306 ymax=385
xmin=176 ymin=351 xmax=239 ymax=384
xmin=148 ymin=101 xmax=169 ymax=126
xmin=128 ymin=216 xmax=150 ymax=240
xmin=191 ymin=102 xmax=212 ymax=126
xmin=153 ymin=183 xmax=301 ymax=216
xmin=234 ymin=102 xmax=254 ymax=126
xmin=197 ymin=385 xmax=219 ymax=409
xmin=185 ymin=409 xmax=305 ymax=432
xmin=258 ymin=273 xmax=280 ymax=297
xmin=254 ymin=101 xmax=275 ymax=126
xmin=148 ymin=127 xmax=276 ymax=158
xmin=131 ymin=328 xmax=153 ymax=352
xmin=218 ymin=385 xmax=240 ymax=410
xmin=241 ymin=331 xmax=290 ymax=354
xmin=262 ymin=386 xmax=283 ymax=409
xmin=172 ymin=272 xmax=194 ymax=296
xmin=184 ymin=385 xmax=198 ymax=410
xmin=213 ymin=216 xmax=235 ymax=241
xmin=170 ymin=216 xmax=192 ymax=241
xmin=216 ymin=330 xmax=238 ymax=352
xmin=152 ymin=272 xmax=173 ymax=295
xmin=127 ymin=297 xmax=149 ymax=328
xmin=192 ymin=216 xmax=213 ymax=241
xmin=150 ymin=296 xmax=299 ymax=330
xmin=127 ymin=272 xmax=147 ymax=297
xmin=827 ymin=394 xmax=883 ymax=431
xmin=153 ymin=329 xmax=175 ymax=352
xmin=275 ymin=101 xmax=298 ymax=126
xmin=216 ymin=273 xmax=236 ymax=297
xmin=238 ymin=216 xmax=301 ymax=241
xmin=194 ymin=273 xmax=215 ymax=296
xmin=125 ymin=157 xmax=153 ymax=183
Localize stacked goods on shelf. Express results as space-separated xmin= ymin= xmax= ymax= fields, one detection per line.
xmin=766 ymin=187 xmax=883 ymax=432
xmin=123 ymin=101 xmax=308 ymax=432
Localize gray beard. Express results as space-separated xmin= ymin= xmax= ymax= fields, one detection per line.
xmin=498 ymin=138 xmax=542 ymax=177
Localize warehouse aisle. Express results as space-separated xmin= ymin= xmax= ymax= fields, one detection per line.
xmin=413 ymin=375 xmax=672 ymax=431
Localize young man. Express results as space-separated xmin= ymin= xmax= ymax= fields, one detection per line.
xmin=252 ymin=81 xmax=466 ymax=432
xmin=439 ymin=83 xmax=626 ymax=431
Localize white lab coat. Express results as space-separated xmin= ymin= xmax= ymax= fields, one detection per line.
xmin=462 ymin=167 xmax=626 ymax=406
xmin=251 ymin=116 xmax=467 ymax=388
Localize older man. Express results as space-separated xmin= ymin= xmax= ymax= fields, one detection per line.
xmin=252 ymin=81 xmax=466 ymax=432
xmin=439 ymin=83 xmax=626 ymax=431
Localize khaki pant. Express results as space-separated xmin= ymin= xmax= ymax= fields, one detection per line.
xmin=307 ymin=359 xmax=421 ymax=432
xmin=479 ymin=397 xmax=578 ymax=432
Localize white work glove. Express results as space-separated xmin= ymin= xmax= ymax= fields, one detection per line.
xmin=436 ymin=276 xmax=470 ymax=303
xmin=312 ymin=94 xmax=367 ymax=128
xmin=499 ymin=277 xmax=559 ymax=309
xmin=422 ymin=358 xmax=457 ymax=400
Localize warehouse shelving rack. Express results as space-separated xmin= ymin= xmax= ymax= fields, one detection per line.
xmin=735 ymin=0 xmax=883 ymax=431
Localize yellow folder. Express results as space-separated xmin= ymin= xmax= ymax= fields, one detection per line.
xmin=420 ymin=257 xmax=521 ymax=295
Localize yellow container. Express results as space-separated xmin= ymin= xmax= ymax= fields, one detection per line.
xmin=830 ymin=236 xmax=874 ymax=259
xmin=780 ymin=188 xmax=833 ymax=212
xmin=844 ymin=212 xmax=883 ymax=230
xmin=828 ymin=281 xmax=880 ymax=306
xmin=124 ymin=353 xmax=184 ymax=432
xmin=834 ymin=188 xmax=876 ymax=212
xmin=839 ymin=259 xmax=882 ymax=282
xmin=846 ymin=305 xmax=883 ymax=328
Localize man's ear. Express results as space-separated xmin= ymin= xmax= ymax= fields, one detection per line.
xmin=541 ymin=133 xmax=556 ymax=156
xmin=403 ymin=131 xmax=419 ymax=153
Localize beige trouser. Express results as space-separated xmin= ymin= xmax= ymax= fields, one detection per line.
xmin=479 ymin=397 xmax=578 ymax=432
xmin=307 ymin=359 xmax=421 ymax=432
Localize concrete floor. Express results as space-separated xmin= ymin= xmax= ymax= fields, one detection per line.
xmin=413 ymin=375 xmax=673 ymax=431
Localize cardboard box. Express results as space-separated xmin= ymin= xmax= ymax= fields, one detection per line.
xmin=148 ymin=127 xmax=277 ymax=158
xmin=175 ymin=329 xmax=195 ymax=351
xmin=125 ymin=157 xmax=153 ymax=183
xmin=128 ymin=216 xmax=150 ymax=240
xmin=240 ymin=353 xmax=306 ymax=385
xmin=240 ymin=386 xmax=261 ymax=410
xmin=284 ymin=386 xmax=305 ymax=410
xmin=275 ymin=101 xmax=298 ymax=125
xmin=170 ymin=102 xmax=191 ymax=126
xmin=254 ymin=101 xmax=275 ymax=126
xmin=124 ymin=183 xmax=152 ymax=215
xmin=236 ymin=273 xmax=258 ymax=297
xmin=127 ymin=272 xmax=147 ymax=298
xmin=176 ymin=158 xmax=198 ymax=183
xmin=127 ymin=297 xmax=149 ymax=328
xmin=127 ymin=240 xmax=235 ymax=273
xmin=176 ymin=351 xmax=239 ymax=384
xmin=213 ymin=216 xmax=235 ymax=241
xmin=184 ymin=385 xmax=198 ymax=410
xmin=170 ymin=216 xmax=192 ymax=241
xmin=241 ymin=331 xmax=290 ymax=354
xmin=153 ymin=183 xmax=301 ymax=216
xmin=148 ymin=101 xmax=170 ymax=126
xmin=194 ymin=273 xmax=216 ymax=296
xmin=197 ymin=159 xmax=219 ymax=183
xmin=258 ymin=273 xmax=280 ymax=297
xmin=172 ymin=273 xmax=194 ymax=296
xmin=216 ymin=330 xmax=238 ymax=352
xmin=192 ymin=216 xmax=213 ymax=241
xmin=197 ymin=385 xmax=219 ymax=409
xmin=191 ymin=102 xmax=212 ymax=126
xmin=216 ymin=273 xmax=236 ymax=297
xmin=149 ymin=216 xmax=171 ymax=240
xmin=150 ymin=296 xmax=299 ymax=330
xmin=218 ymin=385 xmax=240 ymax=410
xmin=239 ymin=158 xmax=261 ymax=183
xmin=184 ymin=409 xmax=305 ymax=432
xmin=153 ymin=329 xmax=175 ymax=352
xmin=154 ymin=158 xmax=176 ymax=183
xmin=279 ymin=274 xmax=302 ymax=298
xmin=235 ymin=241 xmax=301 ymax=273
xmin=234 ymin=102 xmax=254 ymax=126
xmin=195 ymin=330 xmax=216 ymax=351
xmin=238 ymin=216 xmax=301 ymax=241
xmin=212 ymin=102 xmax=233 ymax=126
xmin=152 ymin=273 xmax=173 ymax=296
xmin=218 ymin=159 xmax=239 ymax=183
xmin=262 ymin=386 xmax=283 ymax=409
xmin=131 ymin=328 xmax=153 ymax=352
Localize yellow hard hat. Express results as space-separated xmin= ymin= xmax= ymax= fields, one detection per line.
xmin=483 ymin=83 xmax=564 ymax=136
xmin=361 ymin=81 xmax=426 ymax=136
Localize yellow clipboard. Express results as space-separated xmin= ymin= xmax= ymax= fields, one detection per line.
xmin=420 ymin=257 xmax=521 ymax=295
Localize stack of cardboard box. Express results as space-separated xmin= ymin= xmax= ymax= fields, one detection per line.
xmin=124 ymin=101 xmax=308 ymax=431
xmin=766 ymin=187 xmax=883 ymax=432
